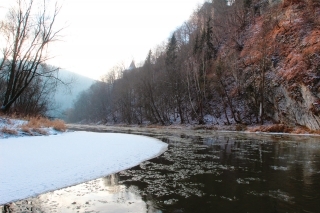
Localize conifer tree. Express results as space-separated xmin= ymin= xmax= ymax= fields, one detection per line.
xmin=165 ymin=34 xmax=178 ymax=72
xmin=165 ymin=34 xmax=185 ymax=124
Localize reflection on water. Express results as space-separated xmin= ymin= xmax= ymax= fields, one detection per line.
xmin=2 ymin=174 xmax=150 ymax=213
xmin=2 ymin=132 xmax=320 ymax=213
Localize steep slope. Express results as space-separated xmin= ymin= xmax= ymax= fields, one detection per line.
xmin=240 ymin=1 xmax=320 ymax=129
xmin=65 ymin=0 xmax=320 ymax=130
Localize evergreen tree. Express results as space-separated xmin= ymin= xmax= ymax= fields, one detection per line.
xmin=144 ymin=50 xmax=152 ymax=66
xmin=165 ymin=34 xmax=185 ymax=124
xmin=165 ymin=34 xmax=178 ymax=71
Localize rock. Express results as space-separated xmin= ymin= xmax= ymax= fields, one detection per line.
xmin=270 ymin=84 xmax=320 ymax=130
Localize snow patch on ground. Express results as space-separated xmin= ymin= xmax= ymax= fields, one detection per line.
xmin=0 ymin=117 xmax=60 ymax=138
xmin=0 ymin=118 xmax=26 ymax=129
xmin=0 ymin=131 xmax=168 ymax=205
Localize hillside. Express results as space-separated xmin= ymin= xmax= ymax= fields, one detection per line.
xmin=48 ymin=69 xmax=95 ymax=119
xmin=234 ymin=0 xmax=320 ymax=129
xmin=68 ymin=0 xmax=320 ymax=131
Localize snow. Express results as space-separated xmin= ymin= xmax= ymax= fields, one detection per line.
xmin=0 ymin=117 xmax=26 ymax=129
xmin=0 ymin=131 xmax=168 ymax=205
xmin=0 ymin=118 xmax=61 ymax=138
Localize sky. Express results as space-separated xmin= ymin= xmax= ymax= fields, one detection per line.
xmin=0 ymin=0 xmax=204 ymax=80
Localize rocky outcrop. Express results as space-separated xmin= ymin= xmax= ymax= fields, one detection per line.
xmin=240 ymin=1 xmax=320 ymax=130
xmin=269 ymin=83 xmax=320 ymax=130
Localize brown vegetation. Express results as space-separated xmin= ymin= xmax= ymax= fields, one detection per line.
xmin=0 ymin=127 xmax=18 ymax=135
xmin=248 ymin=124 xmax=320 ymax=134
xmin=21 ymin=117 xmax=66 ymax=132
xmin=249 ymin=124 xmax=293 ymax=133
xmin=32 ymin=128 xmax=49 ymax=135
xmin=0 ymin=115 xmax=66 ymax=137
xmin=20 ymin=126 xmax=33 ymax=135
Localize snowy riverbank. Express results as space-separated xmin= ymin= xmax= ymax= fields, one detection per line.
xmin=0 ymin=131 xmax=168 ymax=205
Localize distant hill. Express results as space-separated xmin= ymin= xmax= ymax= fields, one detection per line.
xmin=48 ymin=69 xmax=95 ymax=119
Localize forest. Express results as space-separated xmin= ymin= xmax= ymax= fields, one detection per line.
xmin=66 ymin=0 xmax=320 ymax=130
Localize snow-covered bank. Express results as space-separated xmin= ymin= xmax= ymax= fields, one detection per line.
xmin=0 ymin=132 xmax=168 ymax=205
xmin=0 ymin=117 xmax=66 ymax=138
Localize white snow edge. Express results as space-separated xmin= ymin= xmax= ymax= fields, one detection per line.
xmin=0 ymin=131 xmax=168 ymax=205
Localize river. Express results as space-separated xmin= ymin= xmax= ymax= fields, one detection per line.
xmin=2 ymin=125 xmax=320 ymax=212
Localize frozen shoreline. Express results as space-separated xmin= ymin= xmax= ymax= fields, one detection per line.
xmin=0 ymin=131 xmax=168 ymax=205
xmin=67 ymin=123 xmax=320 ymax=140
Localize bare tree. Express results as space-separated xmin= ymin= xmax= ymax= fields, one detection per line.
xmin=0 ymin=0 xmax=63 ymax=113
xmin=14 ymin=72 xmax=58 ymax=116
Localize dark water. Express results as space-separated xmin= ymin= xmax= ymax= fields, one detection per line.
xmin=2 ymin=130 xmax=320 ymax=213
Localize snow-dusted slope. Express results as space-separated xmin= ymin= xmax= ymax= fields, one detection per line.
xmin=0 ymin=132 xmax=168 ymax=205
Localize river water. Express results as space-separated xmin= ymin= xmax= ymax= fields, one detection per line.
xmin=2 ymin=127 xmax=320 ymax=213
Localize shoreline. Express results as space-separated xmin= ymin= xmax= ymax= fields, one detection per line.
xmin=66 ymin=123 xmax=320 ymax=141
xmin=0 ymin=132 xmax=168 ymax=206
xmin=2 ymin=124 xmax=319 ymax=211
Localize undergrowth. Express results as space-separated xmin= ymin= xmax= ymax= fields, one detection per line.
xmin=21 ymin=117 xmax=66 ymax=132
xmin=248 ymin=124 xmax=319 ymax=134
xmin=0 ymin=127 xmax=18 ymax=135
xmin=0 ymin=114 xmax=67 ymax=136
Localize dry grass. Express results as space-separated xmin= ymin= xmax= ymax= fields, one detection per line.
xmin=291 ymin=125 xmax=320 ymax=134
xmin=291 ymin=128 xmax=309 ymax=134
xmin=1 ymin=115 xmax=67 ymax=137
xmin=22 ymin=117 xmax=51 ymax=129
xmin=21 ymin=126 xmax=33 ymax=135
xmin=1 ymin=127 xmax=18 ymax=135
xmin=248 ymin=124 xmax=320 ymax=135
xmin=239 ymin=2 xmax=319 ymax=87
xmin=21 ymin=117 xmax=66 ymax=132
xmin=33 ymin=128 xmax=48 ymax=135
xmin=51 ymin=119 xmax=67 ymax=131
xmin=235 ymin=124 xmax=247 ymax=131
xmin=249 ymin=124 xmax=293 ymax=133
xmin=310 ymin=129 xmax=320 ymax=134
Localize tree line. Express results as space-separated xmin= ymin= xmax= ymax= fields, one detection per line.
xmin=66 ymin=0 xmax=320 ymax=127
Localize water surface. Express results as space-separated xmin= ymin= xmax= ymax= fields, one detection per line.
xmin=2 ymin=129 xmax=320 ymax=213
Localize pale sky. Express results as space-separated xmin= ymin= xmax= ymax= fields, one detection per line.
xmin=0 ymin=0 xmax=204 ymax=79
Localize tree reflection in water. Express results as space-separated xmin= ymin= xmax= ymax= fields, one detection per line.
xmin=2 ymin=132 xmax=320 ymax=213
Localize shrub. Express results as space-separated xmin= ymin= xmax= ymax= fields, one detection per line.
xmin=310 ymin=129 xmax=320 ymax=134
xmin=21 ymin=117 xmax=66 ymax=132
xmin=236 ymin=124 xmax=247 ymax=131
xmin=1 ymin=127 xmax=18 ymax=135
xmin=51 ymin=119 xmax=67 ymax=132
xmin=249 ymin=124 xmax=292 ymax=133
xmin=33 ymin=128 xmax=48 ymax=135
xmin=21 ymin=126 xmax=33 ymax=135
xmin=264 ymin=124 xmax=291 ymax=132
